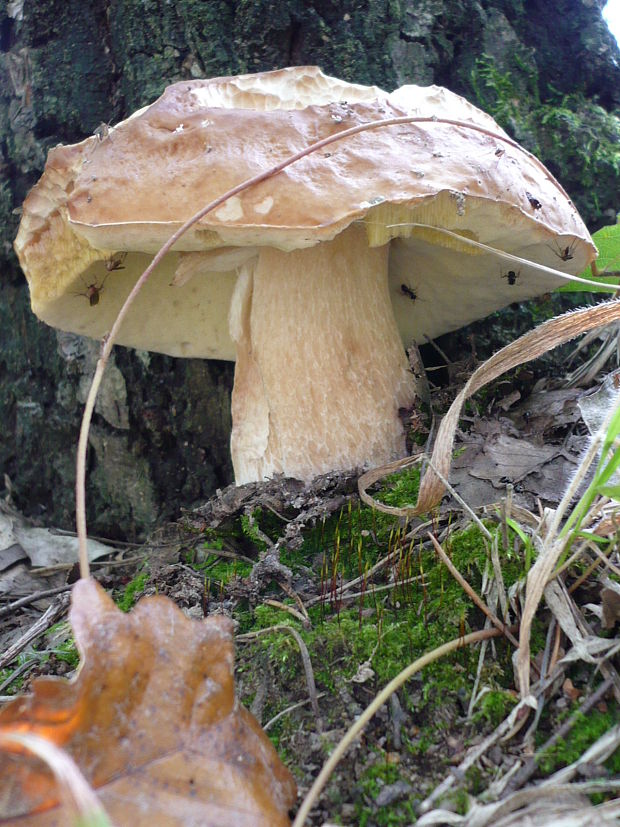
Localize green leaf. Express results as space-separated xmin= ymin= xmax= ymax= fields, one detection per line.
xmin=559 ymin=218 xmax=620 ymax=293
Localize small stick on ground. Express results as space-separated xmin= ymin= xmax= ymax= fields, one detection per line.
xmin=278 ymin=581 xmax=311 ymax=626
xmin=0 ymin=659 xmax=37 ymax=693
xmin=0 ymin=585 xmax=73 ymax=619
xmin=0 ymin=593 xmax=70 ymax=669
xmin=501 ymin=482 xmax=513 ymax=552
xmin=264 ymin=693 xmax=327 ymax=731
xmin=262 ymin=599 xmax=309 ymax=626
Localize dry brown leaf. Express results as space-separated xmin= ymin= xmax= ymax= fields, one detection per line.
xmin=601 ymin=582 xmax=620 ymax=629
xmin=562 ymin=677 xmax=582 ymax=702
xmin=359 ymin=300 xmax=620 ymax=519
xmin=0 ymin=578 xmax=296 ymax=826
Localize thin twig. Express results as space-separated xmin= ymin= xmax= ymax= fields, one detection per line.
xmin=195 ymin=546 xmax=255 ymax=566
xmin=0 ymin=585 xmax=73 ymax=618
xmin=305 ymin=538 xmax=430 ymax=608
xmin=33 ymin=554 xmax=147 ymax=576
xmin=323 ymin=576 xmax=422 ymax=606
xmin=523 ymin=617 xmax=558 ymax=745
xmin=586 ymin=540 xmax=620 ymax=579
xmin=501 ymin=483 xmax=513 ymax=552
xmin=0 ymin=659 xmax=37 ymax=693
xmin=0 ymin=594 xmax=70 ymax=669
xmin=50 ymin=527 xmax=142 ymax=548
xmin=264 ymin=693 xmax=327 ymax=731
xmin=278 ymin=581 xmax=311 ymax=625
xmin=489 ymin=533 xmax=509 ymax=623
xmin=262 ymin=599 xmax=309 ymax=626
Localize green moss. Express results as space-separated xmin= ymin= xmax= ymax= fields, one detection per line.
xmin=201 ymin=476 xmax=529 ymax=793
xmin=537 ymin=703 xmax=620 ymax=776
xmin=254 ymin=604 xmax=289 ymax=629
xmin=473 ymin=690 xmax=518 ymax=728
xmin=115 ymin=570 xmax=149 ymax=612
xmin=52 ymin=638 xmax=80 ymax=670
xmin=355 ymin=755 xmax=417 ymax=825
xmin=0 ymin=665 xmax=26 ymax=695
xmin=240 ymin=511 xmax=269 ymax=552
xmin=186 ymin=542 xmax=253 ymax=585
xmin=446 ymin=786 xmax=471 ymax=815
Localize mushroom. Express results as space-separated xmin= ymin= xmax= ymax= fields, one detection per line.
xmin=14 ymin=66 xmax=596 ymax=484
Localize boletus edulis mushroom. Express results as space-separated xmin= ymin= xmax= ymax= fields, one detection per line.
xmin=14 ymin=67 xmax=596 ymax=484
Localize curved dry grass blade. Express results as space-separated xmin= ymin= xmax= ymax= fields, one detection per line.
xmin=74 ymin=109 xmax=599 ymax=577
xmin=358 ymin=453 xmax=425 ymax=516
xmin=0 ymin=730 xmax=112 ymax=825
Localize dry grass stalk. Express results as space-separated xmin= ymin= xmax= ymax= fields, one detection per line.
xmin=0 ymin=730 xmax=111 ymax=825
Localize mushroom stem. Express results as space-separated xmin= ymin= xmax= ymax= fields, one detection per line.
xmin=229 ymin=224 xmax=417 ymax=483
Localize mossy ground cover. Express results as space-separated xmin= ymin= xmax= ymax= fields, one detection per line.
xmin=2 ymin=466 xmax=618 ymax=823
xmin=166 ymin=470 xmax=553 ymax=822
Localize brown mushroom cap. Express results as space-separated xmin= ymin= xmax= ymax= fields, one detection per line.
xmin=14 ymin=65 xmax=595 ymax=358
xmin=14 ymin=67 xmax=597 ymax=483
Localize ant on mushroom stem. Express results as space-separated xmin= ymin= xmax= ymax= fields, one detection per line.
xmin=400 ymin=283 xmax=418 ymax=302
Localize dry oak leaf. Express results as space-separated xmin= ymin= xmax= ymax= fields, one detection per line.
xmin=0 ymin=578 xmax=296 ymax=826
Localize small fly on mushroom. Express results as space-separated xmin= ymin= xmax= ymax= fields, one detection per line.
xmin=400 ymin=283 xmax=417 ymax=302
xmin=104 ymin=251 xmax=127 ymax=272
xmin=549 ymin=238 xmax=577 ymax=262
xmin=525 ymin=191 xmax=542 ymax=211
xmin=72 ymin=274 xmax=108 ymax=306
xmin=72 ymin=255 xmax=124 ymax=305
xmin=502 ymin=269 xmax=520 ymax=286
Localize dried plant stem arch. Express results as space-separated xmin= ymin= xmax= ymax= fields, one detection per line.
xmin=72 ymin=113 xmax=606 ymax=576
